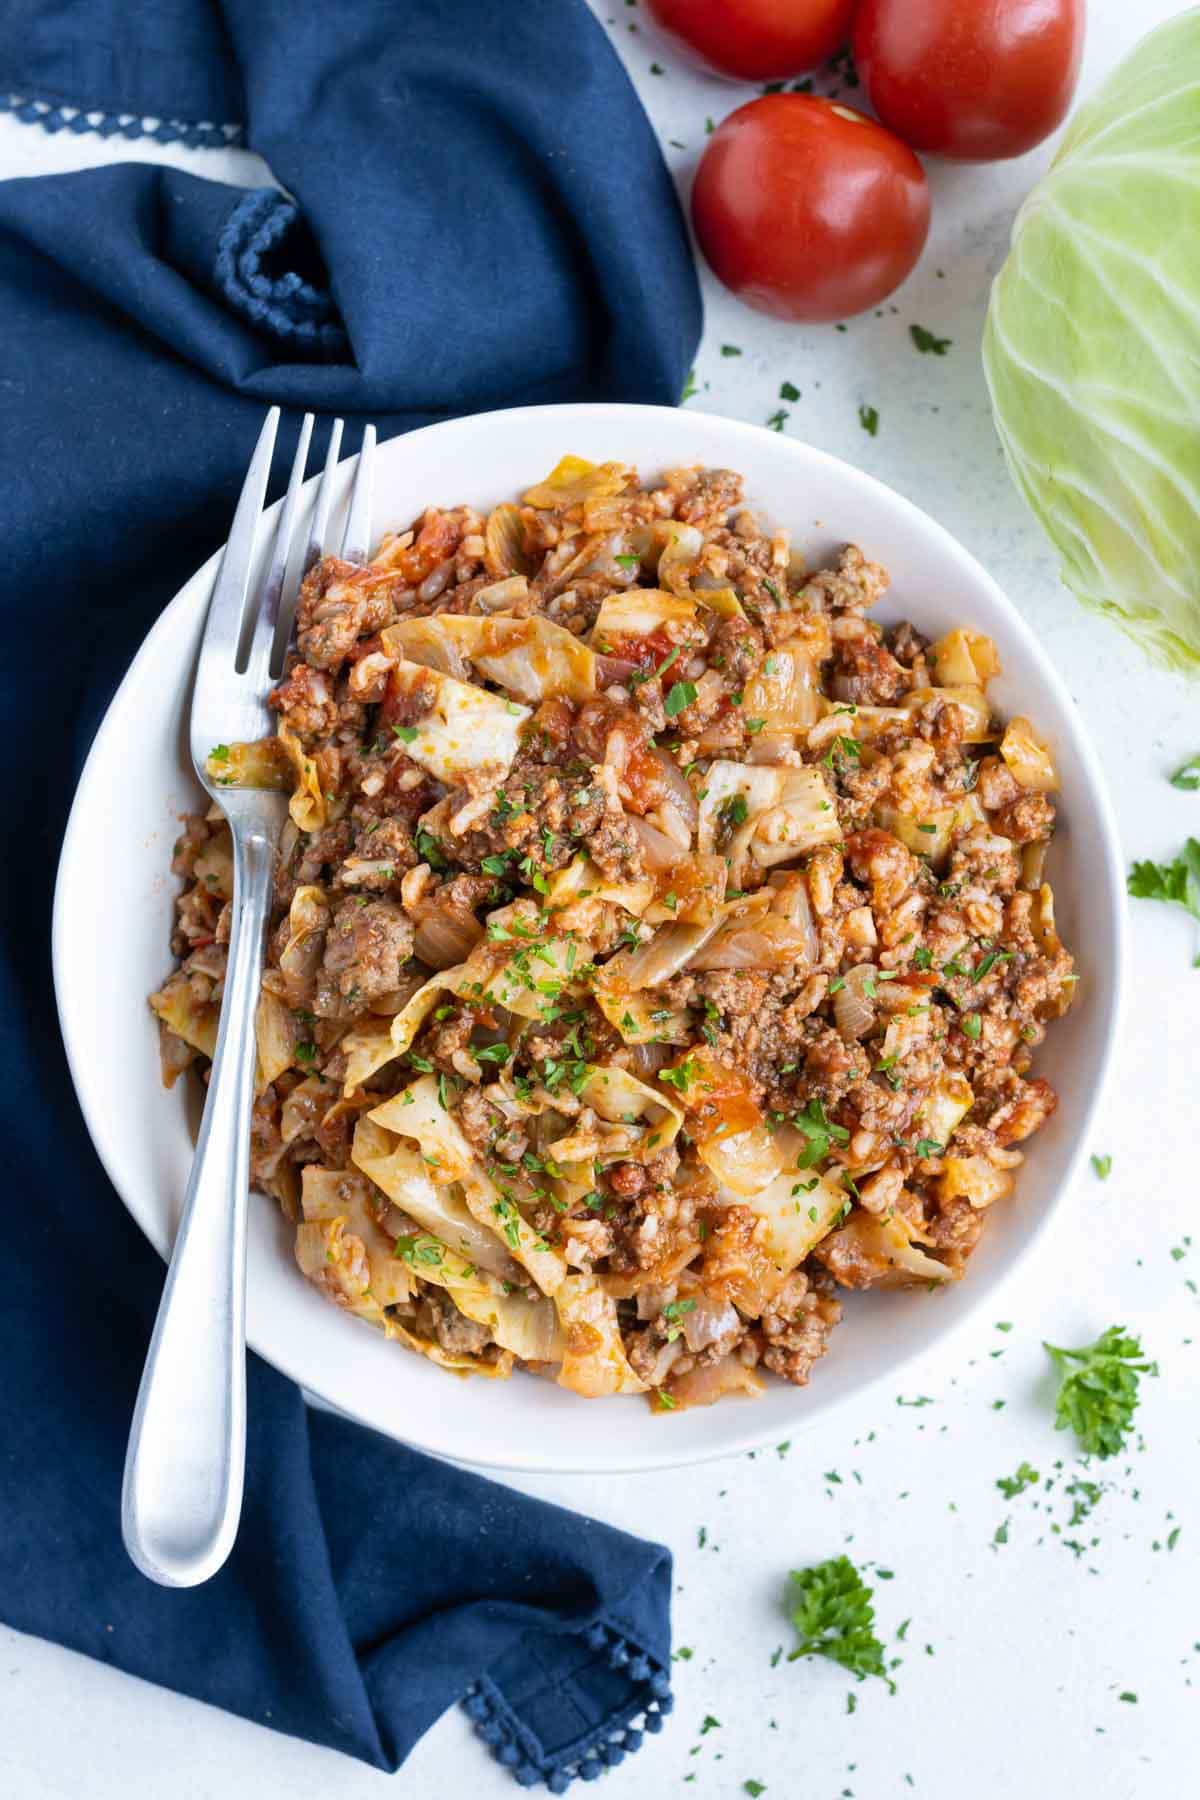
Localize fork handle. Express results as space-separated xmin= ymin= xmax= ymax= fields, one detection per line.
xmin=122 ymin=823 xmax=276 ymax=1587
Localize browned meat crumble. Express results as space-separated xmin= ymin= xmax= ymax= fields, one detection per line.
xmin=152 ymin=456 xmax=1074 ymax=1410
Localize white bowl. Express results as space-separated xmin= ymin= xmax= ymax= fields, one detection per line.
xmin=53 ymin=403 xmax=1124 ymax=1473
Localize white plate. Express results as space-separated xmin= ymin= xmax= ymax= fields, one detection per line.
xmin=53 ymin=403 xmax=1125 ymax=1473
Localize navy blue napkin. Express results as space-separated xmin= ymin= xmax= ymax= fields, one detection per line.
xmin=0 ymin=0 xmax=700 ymax=1785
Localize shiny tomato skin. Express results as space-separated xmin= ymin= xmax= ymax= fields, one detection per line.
xmin=690 ymin=96 xmax=930 ymax=323
xmin=645 ymin=0 xmax=858 ymax=81
xmin=853 ymin=0 xmax=1086 ymax=161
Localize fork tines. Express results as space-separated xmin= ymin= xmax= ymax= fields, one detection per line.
xmin=190 ymin=412 xmax=376 ymax=774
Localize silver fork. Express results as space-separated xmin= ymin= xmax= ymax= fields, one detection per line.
xmin=122 ymin=408 xmax=377 ymax=1588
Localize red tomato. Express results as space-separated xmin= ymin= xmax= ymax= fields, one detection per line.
xmin=853 ymin=0 xmax=1085 ymax=161
xmin=645 ymin=0 xmax=858 ymax=81
xmin=690 ymin=96 xmax=930 ymax=323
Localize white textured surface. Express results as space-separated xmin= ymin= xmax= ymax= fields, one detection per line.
xmin=3 ymin=4 xmax=1197 ymax=1796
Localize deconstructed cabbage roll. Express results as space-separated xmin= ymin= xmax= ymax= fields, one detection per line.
xmin=299 ymin=1165 xmax=414 ymax=1307
xmin=549 ymin=1065 xmax=684 ymax=1166
xmin=1000 ymin=716 xmax=1058 ymax=792
xmin=555 ymin=1274 xmax=647 ymax=1397
xmin=928 ymin=629 xmax=1000 ymax=687
xmin=367 ymin=1077 xmax=566 ymax=1294
xmin=278 ymin=722 xmax=327 ymax=831
xmin=522 ymin=455 xmax=629 ymax=510
xmin=351 ymin=1114 xmax=522 ymax=1280
xmin=592 ymin=588 xmax=700 ymax=644
xmin=384 ymin=614 xmax=595 ymax=704
xmin=380 ymin=662 xmax=530 ymax=781
xmin=341 ymin=968 xmax=465 ymax=1096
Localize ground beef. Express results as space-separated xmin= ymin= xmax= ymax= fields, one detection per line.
xmin=800 ymin=544 xmax=888 ymax=613
xmin=828 ymin=622 xmax=912 ymax=705
xmin=414 ymin=1289 xmax=494 ymax=1357
xmin=991 ymin=793 xmax=1057 ymax=844
xmin=269 ymin=662 xmax=339 ymax=739
xmin=757 ymin=1273 xmax=842 ymax=1385
xmin=317 ymin=898 xmax=413 ymax=1009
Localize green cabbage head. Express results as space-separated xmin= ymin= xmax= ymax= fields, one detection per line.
xmin=983 ymin=11 xmax=1200 ymax=672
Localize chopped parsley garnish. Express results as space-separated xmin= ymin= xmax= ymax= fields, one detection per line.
xmin=914 ymin=1138 xmax=944 ymax=1159
xmin=655 ymin=1389 xmax=678 ymax=1410
xmin=913 ymin=946 xmax=933 ymax=970
xmin=721 ymin=343 xmax=742 ymax=357
xmin=858 ymin=404 xmax=879 ymax=437
xmin=1091 ymin=1153 xmax=1112 ymax=1181
xmin=391 ymin=724 xmax=418 ymax=743
xmin=960 ymin=1013 xmax=982 ymax=1040
xmin=972 ymin=949 xmax=1012 ymax=982
xmin=780 ymin=380 xmax=800 ymax=402
xmin=996 ymin=1460 xmax=1039 ymax=1499
xmin=209 ymin=743 xmax=230 ymax=763
xmin=471 ymin=1042 xmax=511 ymax=1066
xmin=415 ymin=827 xmax=447 ymax=870
xmin=1043 ymin=1326 xmax=1157 ymax=1459
xmin=480 ymin=853 xmax=511 ymax=876
xmin=786 ymin=1556 xmax=894 ymax=1691
xmin=393 ymin=1233 xmax=445 ymax=1267
xmin=614 ymin=553 xmax=640 ymax=569
xmin=766 ymin=409 xmax=788 ymax=432
xmin=1169 ymin=754 xmax=1200 ymax=791
xmin=721 ymin=793 xmax=750 ymax=829
xmin=910 ymin=323 xmax=952 ymax=355
xmin=659 ymin=1054 xmax=701 ymax=1092
xmin=664 ymin=679 xmax=698 ymax=717
xmin=794 ymin=1098 xmax=850 ymax=1169
xmin=294 ymin=1040 xmax=318 ymax=1065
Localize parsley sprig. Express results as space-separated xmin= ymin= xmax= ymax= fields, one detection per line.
xmin=1128 ymin=839 xmax=1200 ymax=962
xmin=1043 ymin=1326 xmax=1157 ymax=1459
xmin=786 ymin=1556 xmax=894 ymax=1691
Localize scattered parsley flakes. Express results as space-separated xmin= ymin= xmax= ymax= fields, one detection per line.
xmin=996 ymin=1460 xmax=1040 ymax=1499
xmin=744 ymin=1784 xmax=767 ymax=1798
xmin=391 ymin=724 xmax=418 ymax=743
xmin=960 ymin=1013 xmax=982 ymax=1040
xmin=700 ymin=1713 xmax=720 ymax=1734
xmin=766 ymin=408 xmax=789 ymax=432
xmin=858 ymin=404 xmax=879 ymax=437
xmin=910 ymin=324 xmax=952 ymax=355
xmin=786 ymin=1556 xmax=894 ymax=1692
xmin=208 ymin=743 xmax=230 ymax=763
xmin=665 ymin=679 xmax=698 ymax=717
xmin=680 ymin=368 xmax=698 ymax=403
xmin=1043 ymin=1326 xmax=1157 ymax=1458
xmin=721 ymin=343 xmax=743 ymax=357
xmin=1170 ymin=755 xmax=1200 ymax=790
xmin=780 ymin=379 xmax=800 ymax=402
xmin=1091 ymin=1153 xmax=1113 ymax=1181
